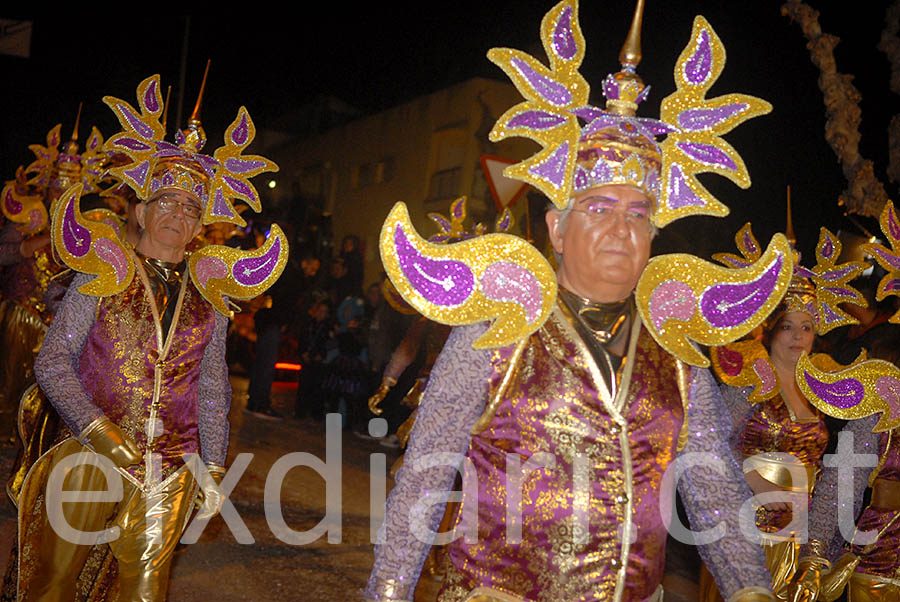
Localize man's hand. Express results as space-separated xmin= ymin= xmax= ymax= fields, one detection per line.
xmin=194 ymin=464 xmax=227 ymax=521
xmin=80 ymin=417 xmax=142 ymax=468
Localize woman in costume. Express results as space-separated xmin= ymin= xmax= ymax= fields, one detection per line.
xmin=705 ymin=222 xmax=867 ymax=599
xmin=788 ymin=200 xmax=900 ymax=601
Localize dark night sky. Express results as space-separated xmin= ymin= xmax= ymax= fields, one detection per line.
xmin=2 ymin=3 xmax=897 ymax=259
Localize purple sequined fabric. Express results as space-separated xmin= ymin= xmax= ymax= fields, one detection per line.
xmin=681 ymin=369 xmax=772 ymax=596
xmin=807 ymin=415 xmax=878 ymax=561
xmin=366 ymin=322 xmax=770 ymax=600
xmin=365 ymin=324 xmax=492 ymax=601
xmin=34 ymin=271 xmax=232 ymax=465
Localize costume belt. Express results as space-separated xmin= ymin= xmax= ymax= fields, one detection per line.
xmin=744 ymin=454 xmax=818 ymax=493
xmin=870 ymin=478 xmax=900 ymax=510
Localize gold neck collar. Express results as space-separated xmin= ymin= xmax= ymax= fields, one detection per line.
xmin=558 ymin=286 xmax=633 ymax=347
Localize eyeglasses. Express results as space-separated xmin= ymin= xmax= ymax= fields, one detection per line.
xmin=150 ymin=195 xmax=202 ymax=220
xmin=570 ymin=206 xmax=650 ymax=226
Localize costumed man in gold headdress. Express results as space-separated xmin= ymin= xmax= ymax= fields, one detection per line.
xmin=9 ymin=72 xmax=287 ymax=601
xmin=366 ymin=2 xmax=798 ymax=601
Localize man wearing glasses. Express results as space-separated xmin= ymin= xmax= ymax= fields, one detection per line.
xmin=26 ymin=155 xmax=231 ymax=601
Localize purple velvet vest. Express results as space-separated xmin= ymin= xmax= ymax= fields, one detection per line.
xmin=77 ymin=267 xmax=216 ymax=484
xmin=443 ymin=306 xmax=684 ymax=602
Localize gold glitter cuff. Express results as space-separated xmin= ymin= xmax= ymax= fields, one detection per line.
xmin=205 ymin=462 xmax=227 ymax=479
xmin=726 ymin=586 xmax=776 ymax=602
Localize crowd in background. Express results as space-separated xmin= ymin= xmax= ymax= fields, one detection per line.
xmin=233 ymin=229 xmax=417 ymax=446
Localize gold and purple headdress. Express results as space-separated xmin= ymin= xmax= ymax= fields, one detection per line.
xmin=50 ymin=73 xmax=288 ymax=317
xmin=378 ymin=0 xmax=793 ymax=365
xmin=793 ymin=201 xmax=900 ymax=432
xmin=1 ymin=113 xmax=106 ymax=235
xmin=714 ymin=223 xmax=867 ymax=335
xmin=486 ymin=0 xmax=771 ymax=227
xmin=862 ymin=200 xmax=900 ymax=323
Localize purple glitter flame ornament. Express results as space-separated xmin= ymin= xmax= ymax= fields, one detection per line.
xmin=394 ymin=224 xmax=474 ymax=307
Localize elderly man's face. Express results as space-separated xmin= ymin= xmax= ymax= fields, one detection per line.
xmin=136 ymin=190 xmax=203 ymax=261
xmin=546 ymin=184 xmax=652 ymax=303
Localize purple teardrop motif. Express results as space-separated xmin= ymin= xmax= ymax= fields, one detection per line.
xmin=62 ymin=196 xmax=91 ymax=259
xmin=223 ymin=175 xmax=254 ymax=198
xmin=684 ymin=29 xmax=712 ymax=85
xmin=123 ymin=161 xmax=150 ymax=189
xmin=823 ymin=286 xmax=856 ymax=298
xmin=144 ymin=80 xmax=160 ymax=112
xmin=3 ymin=187 xmax=21 ymax=215
xmin=451 ymin=198 xmax=465 ymax=220
xmin=233 ymin=236 xmax=281 ymax=287
xmin=510 ymin=58 xmax=572 ymax=107
xmin=480 ymin=261 xmax=542 ymax=323
xmin=117 ymin=103 xmax=154 ymax=140
xmin=743 ymin=231 xmax=758 ymax=254
xmin=551 ymin=5 xmax=576 ymax=61
xmin=821 ymin=236 xmax=834 ymax=259
xmin=211 ymin=188 xmax=235 ymax=218
xmin=700 ymin=254 xmax=785 ymax=328
xmin=803 ymin=372 xmax=864 ymax=409
xmin=870 ymin=246 xmax=900 ymax=271
xmin=573 ymin=106 xmax=604 ymax=122
xmin=507 ymin=110 xmax=567 ymax=131
xmin=231 ymin=113 xmax=250 ymax=146
xmin=497 ymin=210 xmax=512 ymax=232
xmin=819 ymin=265 xmax=857 ymax=282
xmin=677 ymin=104 xmax=746 ymax=132
xmin=224 ymin=158 xmax=266 ymax=174
xmin=889 ymin=206 xmax=900 ymax=241
xmin=677 ymin=142 xmax=737 ymax=171
xmin=665 ymin=163 xmax=705 ymax=209
xmin=394 ymin=224 xmax=474 ymax=307
xmin=428 ymin=213 xmax=452 ymax=234
xmin=114 ymin=137 xmax=153 ymax=152
xmin=886 ymin=278 xmax=900 ymax=292
xmin=529 ymin=141 xmax=570 ymax=189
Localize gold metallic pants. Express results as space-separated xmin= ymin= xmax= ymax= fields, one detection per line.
xmin=848 ymin=572 xmax=900 ymax=602
xmin=27 ymin=439 xmax=196 ymax=602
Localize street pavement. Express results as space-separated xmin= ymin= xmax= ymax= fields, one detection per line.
xmin=0 ymin=377 xmax=702 ymax=601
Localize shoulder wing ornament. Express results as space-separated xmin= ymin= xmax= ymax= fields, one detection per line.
xmin=636 ymin=234 xmax=793 ymax=367
xmin=711 ymin=339 xmax=778 ymax=402
xmin=50 ymin=184 xmax=134 ymax=296
xmin=380 ymin=202 xmax=556 ymax=349
xmin=188 ymin=225 xmax=289 ymax=317
xmin=797 ymin=352 xmax=900 ymax=433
